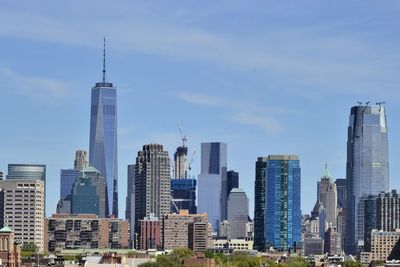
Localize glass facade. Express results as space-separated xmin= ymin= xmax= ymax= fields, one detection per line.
xmin=254 ymin=157 xmax=267 ymax=251
xmin=264 ymin=155 xmax=301 ymax=250
xmin=198 ymin=142 xmax=227 ymax=232
xmin=227 ymin=170 xmax=239 ymax=196
xmin=89 ymin=82 xmax=118 ymax=217
xmin=71 ymin=175 xmax=100 ymax=216
xmin=60 ymin=169 xmax=80 ymax=199
xmin=345 ymin=105 xmax=389 ymax=253
xmin=171 ymin=178 xmax=197 ymax=214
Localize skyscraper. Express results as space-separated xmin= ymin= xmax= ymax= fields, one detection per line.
xmin=264 ymin=155 xmax=301 ymax=250
xmin=316 ymin=165 xmax=337 ymax=229
xmin=345 ymin=103 xmax=389 ymax=253
xmin=197 ymin=142 xmax=227 ymax=232
xmin=174 ymin=146 xmax=188 ymax=179
xmin=227 ymin=170 xmax=239 ymax=196
xmin=125 ymin=164 xmax=135 ymax=245
xmin=171 ymin=178 xmax=197 ymax=214
xmin=0 ymin=179 xmax=45 ymax=252
xmin=254 ymin=157 xmax=267 ymax=251
xmin=89 ymin=39 xmax=118 ymax=217
xmin=74 ymin=150 xmax=88 ymax=171
xmin=227 ymin=188 xmax=249 ymax=239
xmin=7 ymin=164 xmax=46 ymax=215
xmin=135 ymin=144 xmax=171 ymax=231
xmin=71 ymin=174 xmax=100 ymax=216
xmin=60 ymin=169 xmax=80 ymax=199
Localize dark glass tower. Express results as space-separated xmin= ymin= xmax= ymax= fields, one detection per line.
xmin=89 ymin=39 xmax=118 ymax=217
xmin=254 ymin=157 xmax=267 ymax=251
xmin=345 ymin=104 xmax=389 ymax=253
xmin=170 ymin=178 xmax=197 ymax=214
xmin=264 ymin=155 xmax=301 ymax=251
xmin=227 ymin=170 xmax=239 ymax=196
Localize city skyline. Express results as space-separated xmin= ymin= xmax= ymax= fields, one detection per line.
xmin=1 ymin=1 xmax=400 ymax=218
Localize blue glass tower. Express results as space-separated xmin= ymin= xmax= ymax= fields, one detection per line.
xmin=170 ymin=178 xmax=197 ymax=214
xmin=60 ymin=169 xmax=80 ymax=199
xmin=264 ymin=155 xmax=301 ymax=251
xmin=345 ymin=104 xmax=389 ymax=253
xmin=89 ymin=39 xmax=118 ymax=217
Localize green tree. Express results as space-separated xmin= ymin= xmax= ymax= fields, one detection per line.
xmin=343 ymin=261 xmax=363 ymax=267
xmin=22 ymin=242 xmax=37 ymax=252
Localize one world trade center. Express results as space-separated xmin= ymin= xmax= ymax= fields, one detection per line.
xmin=89 ymin=39 xmax=118 ymax=217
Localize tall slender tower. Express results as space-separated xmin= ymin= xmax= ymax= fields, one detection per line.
xmin=345 ymin=103 xmax=389 ymax=253
xmin=254 ymin=157 xmax=267 ymax=251
xmin=264 ymin=155 xmax=301 ymax=251
xmin=89 ymin=38 xmax=118 ymax=217
xmin=134 ymin=144 xmax=171 ymax=231
xmin=197 ymin=142 xmax=227 ymax=233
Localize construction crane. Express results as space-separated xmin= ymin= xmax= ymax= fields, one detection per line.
xmin=178 ymin=125 xmax=187 ymax=147
xmin=187 ymin=150 xmax=196 ymax=178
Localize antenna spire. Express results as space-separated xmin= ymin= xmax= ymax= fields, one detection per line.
xmin=103 ymin=37 xmax=106 ymax=83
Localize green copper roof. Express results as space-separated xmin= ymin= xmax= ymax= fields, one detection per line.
xmin=0 ymin=226 xmax=13 ymax=233
xmin=81 ymin=166 xmax=101 ymax=174
xmin=321 ymin=163 xmax=332 ymax=179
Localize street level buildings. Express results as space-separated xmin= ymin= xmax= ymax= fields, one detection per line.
xmin=345 ymin=104 xmax=389 ymax=253
xmin=0 ymin=226 xmax=21 ymax=267
xmin=0 ymin=179 xmax=45 ymax=252
xmin=163 ymin=210 xmax=208 ymax=251
xmin=89 ymin=42 xmax=118 ymax=217
xmin=370 ymin=229 xmax=400 ymax=262
xmin=44 ymin=214 xmax=129 ymax=252
xmin=138 ymin=213 xmax=161 ymax=250
xmin=198 ymin=142 xmax=227 ymax=233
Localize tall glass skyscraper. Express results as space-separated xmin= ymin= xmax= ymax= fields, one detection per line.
xmin=345 ymin=104 xmax=389 ymax=253
xmin=89 ymin=41 xmax=118 ymax=217
xmin=264 ymin=155 xmax=301 ymax=251
xmin=60 ymin=169 xmax=80 ymax=199
xmin=197 ymin=142 xmax=227 ymax=233
xmin=254 ymin=157 xmax=267 ymax=251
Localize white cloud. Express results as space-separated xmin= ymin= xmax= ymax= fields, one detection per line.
xmin=228 ymin=112 xmax=283 ymax=133
xmin=0 ymin=68 xmax=68 ymax=102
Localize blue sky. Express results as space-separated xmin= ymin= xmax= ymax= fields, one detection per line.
xmin=0 ymin=0 xmax=399 ymax=217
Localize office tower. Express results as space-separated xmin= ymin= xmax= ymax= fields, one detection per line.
xmin=0 ymin=179 xmax=44 ymax=252
xmin=125 ymin=164 xmax=135 ymax=245
xmin=0 ymin=171 xmax=3 ymax=180
xmin=227 ymin=188 xmax=249 ymax=239
xmin=0 ymin=226 xmax=22 ymax=267
xmin=312 ymin=202 xmax=327 ymax=238
xmin=376 ymin=190 xmax=400 ymax=231
xmin=174 ymin=146 xmax=188 ymax=179
xmin=83 ymin=167 xmax=107 ymax=218
xmin=74 ymin=150 xmax=88 ymax=171
xmin=362 ymin=195 xmax=377 ymax=252
xmin=171 ymin=178 xmax=197 ymax=214
xmin=59 ymin=169 xmax=80 ymax=200
xmin=89 ymin=40 xmax=118 ymax=217
xmin=163 ymin=210 xmax=208 ymax=250
xmin=138 ymin=214 xmax=161 ymax=250
xmin=198 ymin=142 xmax=227 ymax=232
xmin=264 ymin=155 xmax=301 ymax=250
xmin=44 ymin=214 xmax=129 ymax=252
xmin=254 ymin=157 xmax=267 ymax=251
xmin=135 ymin=144 xmax=170 ymax=229
xmin=71 ymin=174 xmax=100 ymax=216
xmin=227 ymin=170 xmax=239 ymax=196
xmin=188 ymin=222 xmax=208 ymax=253
xmin=7 ymin=164 xmax=46 ymax=214
xmin=316 ymin=165 xmax=337 ymax=229
xmin=345 ymin=103 xmax=389 ymax=253
xmin=335 ymin=178 xmax=347 ymax=209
